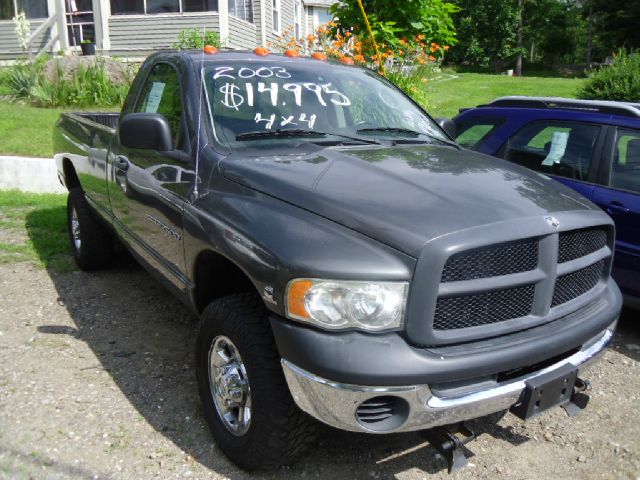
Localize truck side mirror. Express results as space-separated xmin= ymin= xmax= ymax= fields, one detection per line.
xmin=119 ymin=113 xmax=174 ymax=151
xmin=434 ymin=117 xmax=457 ymax=139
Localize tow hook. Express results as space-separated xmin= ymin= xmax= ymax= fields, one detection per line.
xmin=420 ymin=422 xmax=476 ymax=474
xmin=562 ymin=377 xmax=591 ymax=417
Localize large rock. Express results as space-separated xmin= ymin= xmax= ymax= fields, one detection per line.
xmin=42 ymin=56 xmax=136 ymax=85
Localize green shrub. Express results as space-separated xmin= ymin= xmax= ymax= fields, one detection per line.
xmin=172 ymin=28 xmax=222 ymax=50
xmin=578 ymin=50 xmax=640 ymax=102
xmin=7 ymin=66 xmax=36 ymax=98
xmin=386 ymin=64 xmax=433 ymax=109
xmin=5 ymin=57 xmax=133 ymax=108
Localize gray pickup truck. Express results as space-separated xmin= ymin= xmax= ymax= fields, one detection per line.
xmin=54 ymin=50 xmax=622 ymax=472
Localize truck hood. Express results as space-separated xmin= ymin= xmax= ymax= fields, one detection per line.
xmin=220 ymin=144 xmax=597 ymax=257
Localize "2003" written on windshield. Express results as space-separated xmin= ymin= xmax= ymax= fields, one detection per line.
xmin=212 ymin=65 xmax=352 ymax=112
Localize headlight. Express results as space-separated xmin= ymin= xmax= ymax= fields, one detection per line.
xmin=286 ymin=279 xmax=408 ymax=331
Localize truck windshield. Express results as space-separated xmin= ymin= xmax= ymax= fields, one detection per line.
xmin=202 ymin=60 xmax=446 ymax=150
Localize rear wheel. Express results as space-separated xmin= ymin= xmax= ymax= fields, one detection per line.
xmin=196 ymin=293 xmax=316 ymax=470
xmin=66 ymin=188 xmax=114 ymax=270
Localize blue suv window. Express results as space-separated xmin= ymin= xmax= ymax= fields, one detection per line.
xmin=612 ymin=129 xmax=640 ymax=193
xmin=503 ymin=121 xmax=601 ymax=181
xmin=455 ymin=117 xmax=505 ymax=149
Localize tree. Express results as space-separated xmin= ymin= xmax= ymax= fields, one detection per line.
xmin=449 ymin=0 xmax=520 ymax=70
xmin=525 ymin=0 xmax=587 ymax=66
xmin=452 ymin=0 xmax=589 ymax=70
xmin=330 ymin=0 xmax=459 ymax=55
xmin=590 ymin=0 xmax=640 ymax=54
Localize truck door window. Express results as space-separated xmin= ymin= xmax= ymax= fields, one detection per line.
xmin=503 ymin=121 xmax=600 ymax=181
xmin=136 ymin=63 xmax=185 ymax=150
xmin=611 ymin=129 xmax=640 ymax=193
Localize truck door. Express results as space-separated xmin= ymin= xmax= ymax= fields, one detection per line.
xmin=591 ymin=128 xmax=640 ymax=298
xmin=108 ymin=62 xmax=193 ymax=290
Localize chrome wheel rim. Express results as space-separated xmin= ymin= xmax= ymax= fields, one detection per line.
xmin=71 ymin=207 xmax=81 ymax=251
xmin=208 ymin=335 xmax=252 ymax=436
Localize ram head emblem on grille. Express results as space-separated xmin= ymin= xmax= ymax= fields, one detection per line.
xmin=544 ymin=216 xmax=560 ymax=229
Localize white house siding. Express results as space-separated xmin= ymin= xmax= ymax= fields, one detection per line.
xmin=280 ymin=0 xmax=294 ymax=37
xmin=252 ymin=0 xmax=263 ymax=45
xmin=261 ymin=0 xmax=295 ymax=47
xmin=108 ymin=13 xmax=220 ymax=53
xmin=0 ymin=19 xmax=52 ymax=60
xmin=228 ymin=16 xmax=256 ymax=49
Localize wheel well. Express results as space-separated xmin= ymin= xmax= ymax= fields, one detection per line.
xmin=193 ymin=250 xmax=258 ymax=313
xmin=62 ymin=158 xmax=81 ymax=191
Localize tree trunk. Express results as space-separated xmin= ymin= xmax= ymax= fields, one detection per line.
xmin=530 ymin=42 xmax=535 ymax=62
xmin=515 ymin=0 xmax=524 ymax=76
xmin=586 ymin=1 xmax=593 ymax=64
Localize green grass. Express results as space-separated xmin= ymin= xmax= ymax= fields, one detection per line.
xmin=0 ymin=190 xmax=73 ymax=271
xmin=0 ymin=103 xmax=63 ymax=157
xmin=426 ymin=72 xmax=585 ymax=118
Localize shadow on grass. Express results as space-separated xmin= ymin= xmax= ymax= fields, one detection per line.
xmin=23 ymin=204 xmax=75 ymax=272
xmin=449 ymin=64 xmax=587 ymax=78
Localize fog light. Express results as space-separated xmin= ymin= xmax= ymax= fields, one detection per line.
xmin=355 ymin=396 xmax=409 ymax=432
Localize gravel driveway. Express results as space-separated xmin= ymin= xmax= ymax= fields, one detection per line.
xmin=0 ymin=259 xmax=638 ymax=480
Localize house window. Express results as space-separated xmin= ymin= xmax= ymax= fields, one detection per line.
xmin=294 ymin=0 xmax=301 ymax=39
xmin=110 ymin=0 xmax=218 ymax=14
xmin=312 ymin=6 xmax=332 ymax=28
xmin=228 ymin=0 xmax=252 ymax=22
xmin=184 ymin=0 xmax=217 ymax=12
xmin=146 ymin=0 xmax=180 ymax=14
xmin=271 ymin=0 xmax=280 ymax=34
xmin=0 ymin=0 xmax=48 ymax=19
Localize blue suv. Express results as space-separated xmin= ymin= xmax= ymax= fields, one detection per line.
xmin=452 ymin=97 xmax=640 ymax=305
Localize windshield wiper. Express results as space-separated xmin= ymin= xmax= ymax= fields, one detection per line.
xmin=357 ymin=127 xmax=460 ymax=148
xmin=235 ymin=129 xmax=380 ymax=145
xmin=357 ymin=127 xmax=423 ymax=136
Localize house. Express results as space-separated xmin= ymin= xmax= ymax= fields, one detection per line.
xmin=0 ymin=0 xmax=337 ymax=60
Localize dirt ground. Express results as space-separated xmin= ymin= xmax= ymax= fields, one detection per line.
xmin=0 ymin=258 xmax=638 ymax=480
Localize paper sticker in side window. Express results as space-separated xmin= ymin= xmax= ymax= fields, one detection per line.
xmin=145 ymin=82 xmax=165 ymax=113
xmin=542 ymin=131 xmax=569 ymax=166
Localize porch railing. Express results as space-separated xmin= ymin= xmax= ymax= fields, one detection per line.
xmin=27 ymin=14 xmax=57 ymax=60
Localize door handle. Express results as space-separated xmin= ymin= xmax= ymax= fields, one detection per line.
xmin=606 ymin=201 xmax=630 ymax=215
xmin=114 ymin=155 xmax=129 ymax=172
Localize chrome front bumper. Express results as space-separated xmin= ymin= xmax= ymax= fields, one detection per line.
xmin=282 ymin=325 xmax=614 ymax=433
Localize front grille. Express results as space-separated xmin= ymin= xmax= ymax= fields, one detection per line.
xmin=551 ymin=260 xmax=605 ymax=307
xmin=441 ymin=239 xmax=538 ymax=282
xmin=433 ymin=284 xmax=535 ymax=330
xmin=430 ymin=224 xmax=610 ymax=337
xmin=558 ymin=228 xmax=607 ymax=263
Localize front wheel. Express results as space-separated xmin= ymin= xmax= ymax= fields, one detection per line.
xmin=66 ymin=188 xmax=114 ymax=270
xmin=196 ymin=294 xmax=316 ymax=470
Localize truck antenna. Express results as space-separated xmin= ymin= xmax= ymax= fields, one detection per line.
xmin=193 ymin=26 xmax=206 ymax=199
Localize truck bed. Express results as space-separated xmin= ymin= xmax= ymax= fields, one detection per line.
xmin=72 ymin=112 xmax=120 ymax=130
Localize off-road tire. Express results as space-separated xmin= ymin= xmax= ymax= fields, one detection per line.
xmin=196 ymin=293 xmax=317 ymax=470
xmin=66 ymin=188 xmax=114 ymax=270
